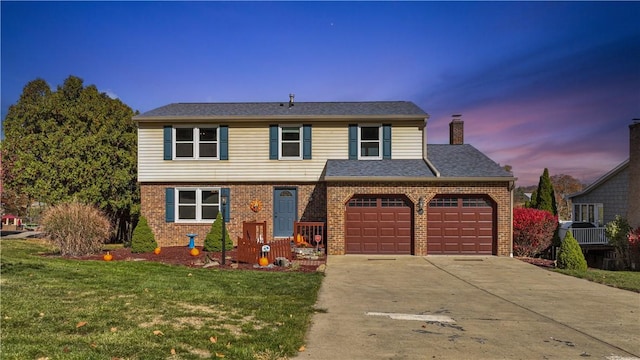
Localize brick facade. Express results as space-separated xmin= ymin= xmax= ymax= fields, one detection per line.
xmin=141 ymin=181 xmax=512 ymax=256
xmin=449 ymin=116 xmax=464 ymax=145
xmin=326 ymin=181 xmax=512 ymax=256
xmin=140 ymin=183 xmax=326 ymax=247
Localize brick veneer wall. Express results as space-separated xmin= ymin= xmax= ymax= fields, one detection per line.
xmin=141 ymin=181 xmax=512 ymax=256
xmin=140 ymin=183 xmax=326 ymax=247
xmin=326 ymin=181 xmax=513 ymax=256
xmin=449 ymin=117 xmax=464 ymax=145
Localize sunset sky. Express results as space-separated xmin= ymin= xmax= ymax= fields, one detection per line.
xmin=2 ymin=1 xmax=639 ymax=186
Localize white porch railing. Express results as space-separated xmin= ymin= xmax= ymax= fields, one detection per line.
xmin=570 ymin=227 xmax=609 ymax=245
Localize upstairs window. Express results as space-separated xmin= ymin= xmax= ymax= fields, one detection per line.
xmin=358 ymin=125 xmax=382 ymax=159
xmin=174 ymin=126 xmax=218 ymax=159
xmin=280 ymin=126 xmax=302 ymax=159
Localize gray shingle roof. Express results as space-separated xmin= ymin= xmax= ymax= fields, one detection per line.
xmin=324 ymin=159 xmax=436 ymax=180
xmin=134 ymin=101 xmax=428 ymax=120
xmin=426 ymin=144 xmax=513 ymax=178
xmin=323 ymin=145 xmax=513 ymax=181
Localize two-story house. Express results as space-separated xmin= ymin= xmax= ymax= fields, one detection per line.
xmin=133 ymin=98 xmax=515 ymax=256
xmin=567 ymin=121 xmax=639 ymax=232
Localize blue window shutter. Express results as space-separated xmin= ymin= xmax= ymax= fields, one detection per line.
xmin=383 ymin=124 xmax=392 ymax=159
xmin=348 ymin=124 xmax=357 ymax=160
xmin=269 ymin=125 xmax=278 ymax=160
xmin=165 ymin=188 xmax=175 ymax=222
xmin=221 ymin=187 xmax=230 ymax=222
xmin=219 ymin=125 xmax=228 ymax=160
xmin=303 ymin=124 xmax=312 ymax=159
xmin=163 ymin=126 xmax=172 ymax=160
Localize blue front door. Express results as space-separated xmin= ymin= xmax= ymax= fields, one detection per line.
xmin=274 ymin=188 xmax=297 ymax=238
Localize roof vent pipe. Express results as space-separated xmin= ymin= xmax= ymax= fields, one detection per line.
xmin=289 ymin=93 xmax=295 ymax=108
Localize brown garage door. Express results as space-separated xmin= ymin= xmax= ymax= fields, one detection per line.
xmin=345 ymin=196 xmax=412 ymax=254
xmin=427 ymin=196 xmax=495 ymax=255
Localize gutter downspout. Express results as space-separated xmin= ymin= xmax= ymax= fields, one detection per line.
xmin=424 ymin=158 xmax=440 ymax=177
xmin=509 ymin=180 xmax=515 ymax=257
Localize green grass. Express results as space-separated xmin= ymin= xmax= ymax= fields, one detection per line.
xmin=554 ymin=268 xmax=640 ymax=293
xmin=1 ymin=239 xmax=324 ymax=360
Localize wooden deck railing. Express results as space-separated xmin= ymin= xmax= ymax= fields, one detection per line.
xmin=571 ymin=227 xmax=609 ymax=245
xmin=236 ymin=237 xmax=292 ymax=264
xmin=294 ymin=221 xmax=325 ymax=248
xmin=236 ymin=221 xmax=292 ymax=264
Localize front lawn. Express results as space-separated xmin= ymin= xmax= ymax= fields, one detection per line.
xmin=554 ymin=268 xmax=640 ymax=293
xmin=0 ymin=239 xmax=324 ymax=360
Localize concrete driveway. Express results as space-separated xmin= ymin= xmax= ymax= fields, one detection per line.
xmin=297 ymin=256 xmax=640 ymax=360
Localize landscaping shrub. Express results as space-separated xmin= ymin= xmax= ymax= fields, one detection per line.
xmin=557 ymin=231 xmax=588 ymax=271
xmin=513 ymin=207 xmax=558 ymax=257
xmin=204 ymin=211 xmax=233 ymax=252
xmin=629 ymin=227 xmax=640 ymax=271
xmin=606 ymin=216 xmax=640 ymax=270
xmin=41 ymin=201 xmax=111 ymax=256
xmin=130 ymin=216 xmax=157 ymax=253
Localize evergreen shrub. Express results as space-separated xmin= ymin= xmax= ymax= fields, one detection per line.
xmin=557 ymin=231 xmax=587 ymax=271
xmin=204 ymin=211 xmax=233 ymax=252
xmin=131 ymin=216 xmax=157 ymax=253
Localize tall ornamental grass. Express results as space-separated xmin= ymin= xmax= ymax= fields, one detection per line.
xmin=41 ymin=201 xmax=112 ymax=256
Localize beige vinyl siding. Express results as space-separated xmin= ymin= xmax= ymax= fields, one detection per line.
xmin=392 ymin=125 xmax=423 ymax=159
xmin=138 ymin=123 xmax=350 ymax=182
xmin=138 ymin=121 xmax=425 ymax=182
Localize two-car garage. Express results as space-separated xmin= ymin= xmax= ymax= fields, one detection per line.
xmin=344 ymin=194 xmax=496 ymax=255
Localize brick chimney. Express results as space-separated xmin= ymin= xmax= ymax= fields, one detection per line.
xmin=628 ymin=120 xmax=640 ymax=228
xmin=449 ymin=115 xmax=464 ymax=145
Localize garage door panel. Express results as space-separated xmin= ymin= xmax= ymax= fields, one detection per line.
xmin=478 ymin=213 xmax=493 ymax=221
xmin=345 ymin=196 xmax=412 ymax=255
xmin=428 ymin=196 xmax=495 ymax=255
xmin=346 ymin=212 xmax=362 ymax=222
xmin=363 ymin=212 xmax=379 ymax=221
xmin=379 ymin=212 xmax=397 ymax=221
xmin=443 ymin=212 xmax=461 ymax=221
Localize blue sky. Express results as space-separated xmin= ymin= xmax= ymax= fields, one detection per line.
xmin=2 ymin=1 xmax=639 ymax=186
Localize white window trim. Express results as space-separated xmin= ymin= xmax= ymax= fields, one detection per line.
xmin=278 ymin=124 xmax=303 ymax=160
xmin=357 ymin=124 xmax=382 ymax=160
xmin=572 ymin=203 xmax=604 ymax=226
xmin=175 ymin=187 xmax=221 ymax=223
xmin=173 ymin=126 xmax=220 ymax=160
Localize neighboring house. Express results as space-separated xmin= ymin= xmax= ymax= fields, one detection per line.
xmin=133 ymin=99 xmax=515 ymax=256
xmin=568 ymin=121 xmax=640 ymax=231
xmin=2 ymin=214 xmax=22 ymax=230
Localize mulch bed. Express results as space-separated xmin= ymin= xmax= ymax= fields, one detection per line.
xmin=74 ymin=246 xmax=325 ymax=272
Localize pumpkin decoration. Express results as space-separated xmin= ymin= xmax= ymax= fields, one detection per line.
xmin=190 ymin=248 xmax=200 ymax=256
xmin=103 ymin=252 xmax=113 ymax=261
xmin=154 ymin=247 xmax=161 ymax=255
xmin=249 ymin=199 xmax=263 ymax=213
xmin=258 ymin=257 xmax=269 ymax=266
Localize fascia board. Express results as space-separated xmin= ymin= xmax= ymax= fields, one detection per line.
xmin=133 ymin=114 xmax=429 ymax=123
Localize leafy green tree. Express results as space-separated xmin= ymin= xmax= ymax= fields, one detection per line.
xmin=1 ymin=76 xmax=138 ymax=242
xmin=130 ymin=216 xmax=157 ymax=253
xmin=550 ymin=174 xmax=584 ymax=221
xmin=204 ymin=211 xmax=233 ymax=252
xmin=605 ymin=215 xmax=632 ymax=269
xmin=557 ymin=230 xmax=587 ymax=271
